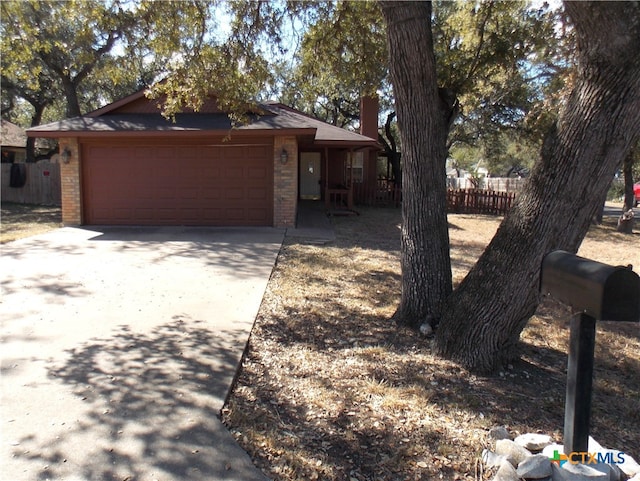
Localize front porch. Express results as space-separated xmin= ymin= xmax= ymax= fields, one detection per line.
xmin=298 ymin=146 xmax=394 ymax=215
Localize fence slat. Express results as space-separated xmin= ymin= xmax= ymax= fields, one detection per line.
xmin=1 ymin=162 xmax=61 ymax=205
xmin=446 ymin=188 xmax=515 ymax=215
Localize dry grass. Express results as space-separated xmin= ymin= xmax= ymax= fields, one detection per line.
xmin=1 ymin=202 xmax=62 ymax=243
xmin=223 ymin=206 xmax=640 ymax=481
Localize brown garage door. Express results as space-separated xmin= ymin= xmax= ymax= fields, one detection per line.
xmin=82 ymin=142 xmax=273 ymax=226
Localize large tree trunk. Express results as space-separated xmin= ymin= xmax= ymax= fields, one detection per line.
xmin=26 ymin=103 xmax=45 ymax=163
xmin=61 ymin=76 xmax=82 ymax=118
xmin=379 ymin=1 xmax=453 ymax=327
xmin=435 ymin=1 xmax=640 ymax=372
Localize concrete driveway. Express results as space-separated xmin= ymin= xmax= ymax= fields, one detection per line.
xmin=1 ymin=226 xmax=283 ymax=481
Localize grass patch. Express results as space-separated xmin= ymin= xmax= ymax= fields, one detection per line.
xmin=223 ymin=205 xmax=640 ymax=481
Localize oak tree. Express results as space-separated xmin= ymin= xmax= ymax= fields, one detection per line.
xmin=434 ymin=1 xmax=640 ymax=371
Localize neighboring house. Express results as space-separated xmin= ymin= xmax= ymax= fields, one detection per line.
xmin=1 ymin=120 xmax=28 ymax=163
xmin=2 ymin=119 xmax=55 ymax=163
xmin=27 ymin=90 xmax=380 ymax=227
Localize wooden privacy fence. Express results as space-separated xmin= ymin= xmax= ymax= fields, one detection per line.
xmin=351 ymin=182 xmax=516 ymax=215
xmin=447 ymin=188 xmax=516 ymax=215
xmin=1 ymin=162 xmax=61 ymax=206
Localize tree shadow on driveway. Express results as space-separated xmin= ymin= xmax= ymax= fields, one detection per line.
xmin=10 ymin=319 xmax=268 ymax=481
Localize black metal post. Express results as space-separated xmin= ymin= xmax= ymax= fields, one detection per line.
xmin=564 ymin=312 xmax=597 ymax=453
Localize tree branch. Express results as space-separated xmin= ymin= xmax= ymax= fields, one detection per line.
xmin=384 ymin=111 xmax=397 ymax=152
xmin=460 ymin=0 xmax=494 ymax=92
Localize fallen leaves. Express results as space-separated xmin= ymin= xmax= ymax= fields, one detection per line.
xmin=222 ymin=208 xmax=640 ymax=481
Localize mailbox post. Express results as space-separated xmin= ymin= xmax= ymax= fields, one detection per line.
xmin=564 ymin=312 xmax=596 ymax=453
xmin=540 ymin=251 xmax=640 ymax=453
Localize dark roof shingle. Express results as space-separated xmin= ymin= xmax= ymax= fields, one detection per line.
xmin=27 ymin=101 xmax=378 ymax=148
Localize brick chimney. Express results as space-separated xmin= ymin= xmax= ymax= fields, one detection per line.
xmin=359 ymin=95 xmax=379 ymax=140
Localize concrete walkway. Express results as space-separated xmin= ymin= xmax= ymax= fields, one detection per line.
xmin=285 ymin=201 xmax=336 ymax=244
xmin=1 ymin=226 xmax=283 ymax=481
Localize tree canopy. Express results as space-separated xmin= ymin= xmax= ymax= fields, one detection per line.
xmin=2 ymin=0 xmax=565 ymax=147
xmin=1 ymin=0 xmax=219 ymax=121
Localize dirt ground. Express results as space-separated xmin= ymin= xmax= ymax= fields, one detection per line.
xmin=0 ymin=202 xmax=61 ymax=243
xmin=223 ymin=206 xmax=640 ymax=481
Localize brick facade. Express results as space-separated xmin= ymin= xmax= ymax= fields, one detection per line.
xmin=58 ymin=138 xmax=82 ymax=225
xmin=273 ymin=136 xmax=298 ymax=228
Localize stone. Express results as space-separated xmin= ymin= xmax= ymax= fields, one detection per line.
xmin=543 ymin=443 xmax=565 ymax=461
xmin=489 ymin=426 xmax=511 ymax=441
xmin=515 ymin=433 xmax=554 ymax=452
xmin=495 ymin=439 xmax=532 ymax=467
xmin=483 ymin=449 xmax=508 ymax=468
xmin=617 ymin=452 xmax=640 ymax=478
xmin=494 ymin=459 xmax=520 ymax=481
xmin=484 ymin=433 xmax=632 ymax=481
xmin=419 ymin=322 xmax=433 ymax=336
xmin=589 ymin=437 xmax=605 ymax=452
xmin=517 ymin=454 xmax=553 ymax=479
xmin=552 ymin=462 xmax=609 ymax=481
xmin=589 ymin=462 xmax=623 ymax=481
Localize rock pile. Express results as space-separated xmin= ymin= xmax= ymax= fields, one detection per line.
xmin=482 ymin=427 xmax=640 ymax=481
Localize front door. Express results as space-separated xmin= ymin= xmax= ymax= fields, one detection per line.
xmin=299 ymin=152 xmax=322 ymax=200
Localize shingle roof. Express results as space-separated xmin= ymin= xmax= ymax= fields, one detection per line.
xmin=27 ymin=113 xmax=277 ymax=133
xmin=1 ymin=120 xmax=27 ymax=147
xmin=26 ymin=100 xmax=378 ymax=148
xmin=262 ymin=103 xmax=377 ymax=144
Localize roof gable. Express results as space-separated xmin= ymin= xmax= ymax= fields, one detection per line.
xmin=28 ymin=90 xmax=379 ymax=148
xmin=87 ymin=89 xmax=228 ymax=117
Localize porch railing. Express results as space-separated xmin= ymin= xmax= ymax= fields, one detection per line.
xmin=352 ymin=179 xmax=402 ymax=207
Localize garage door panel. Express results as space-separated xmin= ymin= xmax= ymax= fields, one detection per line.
xmin=156 ymin=188 xmax=176 ymax=200
xmin=248 ymin=208 xmax=269 ymax=221
xmin=180 ymin=146 xmax=199 ymax=159
xmin=111 ymin=208 xmax=136 ymax=222
xmin=134 ymin=208 xmax=156 ymax=222
xmin=202 ymin=167 xmax=222 ymax=180
xmin=225 ymin=188 xmax=244 ymax=200
xmin=225 ymin=208 xmax=245 ymax=221
xmin=225 ymin=166 xmax=244 ymax=179
xmin=248 ymin=166 xmax=266 ymax=176
xmin=178 ymin=190 xmax=198 ymax=200
xmin=180 ymin=208 xmax=200 ymax=220
xmin=155 ymin=147 xmax=177 ymax=159
xmin=83 ymin=143 xmax=272 ymax=226
xmin=247 ymin=187 xmax=268 ymax=200
xmin=202 ymin=189 xmax=221 ymax=200
xmin=202 ymin=208 xmax=224 ymax=221
xmin=224 ymin=147 xmax=243 ymax=159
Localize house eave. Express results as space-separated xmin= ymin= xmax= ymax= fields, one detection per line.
xmin=311 ymin=140 xmax=382 ymax=150
xmin=26 ymin=128 xmax=317 ymax=139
